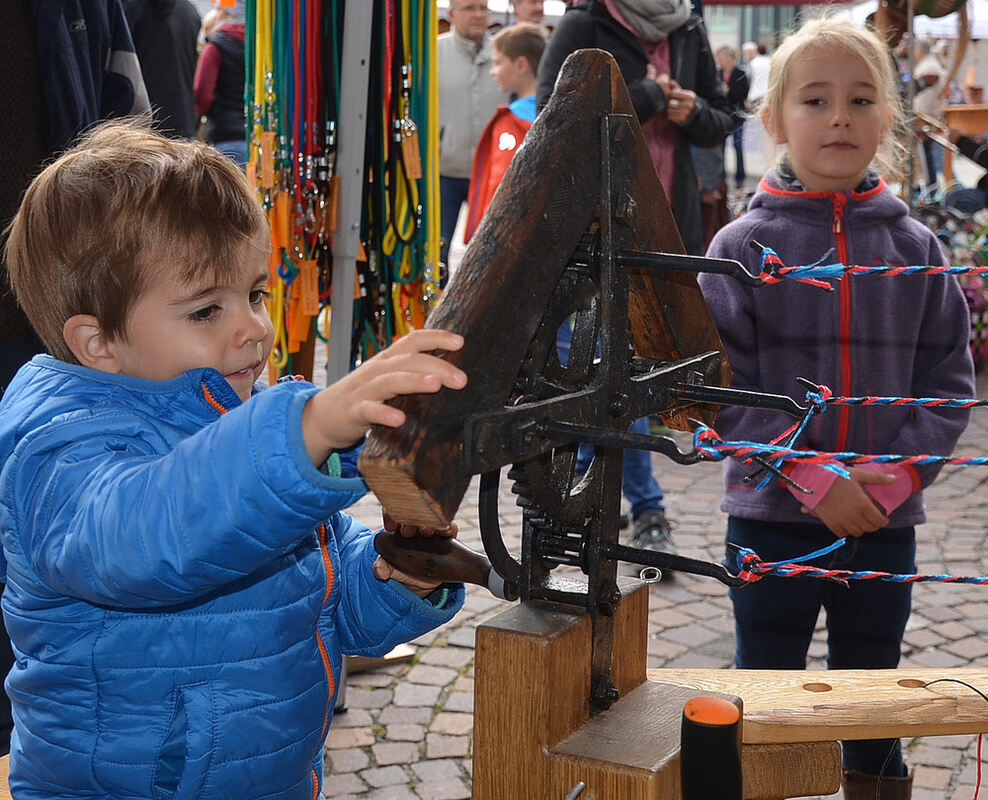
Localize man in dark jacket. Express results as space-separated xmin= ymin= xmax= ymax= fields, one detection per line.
xmin=0 ymin=0 xmax=149 ymax=756
xmin=124 ymin=0 xmax=202 ymax=139
xmin=537 ymin=0 xmax=732 ymax=557
xmin=537 ymin=0 xmax=733 ymax=256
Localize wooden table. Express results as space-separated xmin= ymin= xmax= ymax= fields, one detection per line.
xmin=940 ymin=104 xmax=988 ymax=182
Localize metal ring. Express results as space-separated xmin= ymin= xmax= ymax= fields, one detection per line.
xmin=639 ymin=567 xmax=662 ymax=583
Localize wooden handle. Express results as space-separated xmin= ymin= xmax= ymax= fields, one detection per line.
xmin=373 ymin=531 xmax=505 ymax=598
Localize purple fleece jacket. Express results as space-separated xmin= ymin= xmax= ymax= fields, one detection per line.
xmin=700 ymin=170 xmax=976 ymax=526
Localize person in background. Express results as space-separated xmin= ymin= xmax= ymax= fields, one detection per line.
xmin=0 ymin=0 xmax=149 ymax=755
xmin=537 ymin=0 xmax=732 ymax=556
xmin=194 ymin=0 xmax=247 ymax=165
xmin=511 ymin=0 xmax=545 ymax=24
xmin=702 ymin=19 xmax=974 ymax=799
xmin=124 ymin=0 xmax=202 ymax=139
xmin=438 ymin=0 xmax=509 ymax=277
xmin=913 ymin=37 xmax=947 ymax=188
xmin=465 ymin=22 xmax=548 ymax=241
xmin=743 ymin=40 xmax=770 ymax=108
xmin=717 ymin=44 xmax=749 ymax=189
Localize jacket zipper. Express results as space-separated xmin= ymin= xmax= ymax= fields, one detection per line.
xmin=311 ymin=522 xmax=336 ymax=799
xmin=832 ymin=193 xmax=852 ymax=450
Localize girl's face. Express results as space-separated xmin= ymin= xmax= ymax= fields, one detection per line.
xmin=766 ymin=47 xmax=888 ymax=192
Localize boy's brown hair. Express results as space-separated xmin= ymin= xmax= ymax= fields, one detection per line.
xmin=491 ymin=22 xmax=548 ymax=74
xmin=5 ymin=119 xmax=267 ymax=363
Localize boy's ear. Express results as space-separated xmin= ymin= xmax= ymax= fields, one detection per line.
xmin=63 ymin=315 xmax=120 ymax=372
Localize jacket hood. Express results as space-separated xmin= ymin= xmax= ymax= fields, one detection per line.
xmin=747 ymin=169 xmax=909 ymax=234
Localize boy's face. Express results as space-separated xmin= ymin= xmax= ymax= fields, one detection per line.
xmin=490 ymin=49 xmax=528 ymax=95
xmin=108 ymin=232 xmax=274 ymax=402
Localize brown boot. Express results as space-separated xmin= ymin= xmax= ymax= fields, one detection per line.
xmin=842 ymin=768 xmax=912 ymax=800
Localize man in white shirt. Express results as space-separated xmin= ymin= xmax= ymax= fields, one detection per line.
xmin=438 ymin=0 xmax=509 ymax=277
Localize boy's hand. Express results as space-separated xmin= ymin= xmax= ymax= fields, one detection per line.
xmin=800 ymin=467 xmax=894 ymax=538
xmin=301 ymin=330 xmax=467 ymax=465
xmin=373 ymin=513 xmax=460 ymax=598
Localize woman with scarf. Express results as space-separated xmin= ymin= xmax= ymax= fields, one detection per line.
xmin=536 ymin=0 xmax=733 ymax=257
xmin=537 ymin=0 xmax=733 ymax=560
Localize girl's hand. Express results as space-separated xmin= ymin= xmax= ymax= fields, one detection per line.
xmin=301 ymin=330 xmax=467 ymax=465
xmin=800 ymin=467 xmax=894 ymax=538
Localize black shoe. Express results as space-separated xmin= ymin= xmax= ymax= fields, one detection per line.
xmin=619 ymin=512 xmax=630 ymax=529
xmin=631 ymin=509 xmax=676 ymax=556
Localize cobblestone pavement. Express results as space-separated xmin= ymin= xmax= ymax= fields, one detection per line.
xmin=319 ymin=367 xmax=988 ymax=799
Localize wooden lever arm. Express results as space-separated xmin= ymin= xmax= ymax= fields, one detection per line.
xmin=373 ymin=531 xmax=509 ymax=599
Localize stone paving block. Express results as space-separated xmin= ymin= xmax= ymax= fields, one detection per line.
xmin=411 ymin=757 xmax=466 ymax=783
xmin=350 ymin=670 xmax=400 ymax=688
xmin=908 ymin=648 xmax=968 ymax=669
xmin=322 ymin=772 xmax=367 ymax=797
xmin=943 ymin=634 xmax=988 ymax=659
xmin=405 ymin=663 xmax=459 ymax=686
xmin=372 ymin=786 xmax=420 ymax=800
xmin=934 ymin=620 xmax=976 ymax=640
xmin=386 ymin=723 xmax=426 ymax=742
xmin=372 ymin=741 xmax=421 ymax=766
xmin=908 ymin=740 xmax=965 ymax=768
xmin=361 ymin=765 xmax=413 ymax=789
xmin=327 ymin=747 xmax=370 ymax=773
xmin=649 ymin=607 xmax=694 ymax=628
xmin=913 ymin=764 xmax=952 ymax=791
xmin=379 ymin=706 xmax=434 ymax=725
xmin=418 ymin=645 xmax=475 ymax=669
xmin=331 ymin=708 xmax=374 ymax=727
xmin=413 ymin=779 xmax=472 ymax=799
xmin=446 ymin=626 xmax=478 ymax=648
xmin=442 ymin=690 xmax=474 ymax=713
xmin=430 ymin=711 xmax=473 ymax=736
xmin=663 ymin=623 xmax=721 ymax=648
xmin=903 ymin=628 xmax=946 ymax=649
xmin=426 ymin=732 xmax=471 ymax=759
xmin=325 ymin=726 xmax=376 ymax=749
xmin=393 ymin=681 xmax=443 ymax=707
xmin=344 ymin=687 xmax=393 ymax=710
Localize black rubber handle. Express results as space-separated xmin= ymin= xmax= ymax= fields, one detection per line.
xmin=680 ymin=695 xmax=743 ymax=800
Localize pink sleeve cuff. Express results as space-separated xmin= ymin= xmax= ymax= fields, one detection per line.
xmin=783 ymin=462 xmax=840 ymax=509
xmin=857 ymin=463 xmax=918 ymax=514
xmin=782 ymin=462 xmax=917 ymax=514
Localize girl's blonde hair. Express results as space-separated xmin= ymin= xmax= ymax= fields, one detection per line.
xmin=758 ymin=16 xmax=906 ymax=179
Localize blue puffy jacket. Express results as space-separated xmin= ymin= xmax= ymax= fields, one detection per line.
xmin=0 ymin=356 xmax=464 ymax=799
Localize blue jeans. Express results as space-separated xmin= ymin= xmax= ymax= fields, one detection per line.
xmin=214 ymin=139 xmax=248 ymax=169
xmin=440 ymin=175 xmax=470 ymax=274
xmin=556 ymin=321 xmax=664 ymax=519
xmin=730 ymin=123 xmax=745 ymax=187
xmin=726 ymin=517 xmax=915 ymax=776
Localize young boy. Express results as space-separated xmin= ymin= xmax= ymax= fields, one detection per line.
xmin=464 ymin=21 xmax=547 ymax=242
xmin=0 ymin=121 xmax=468 ymax=799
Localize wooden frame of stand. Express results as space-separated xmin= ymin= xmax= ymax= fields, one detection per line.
xmin=359 ymin=48 xmax=988 ymax=799
xmin=472 ymin=581 xmax=988 ymax=800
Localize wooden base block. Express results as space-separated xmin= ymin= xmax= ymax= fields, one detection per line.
xmin=473 ymin=584 xmax=843 ymax=799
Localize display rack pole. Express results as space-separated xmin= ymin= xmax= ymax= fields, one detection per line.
xmin=329 ymin=1 xmax=375 ymax=710
xmin=327 ymin=1 xmax=375 ymax=383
